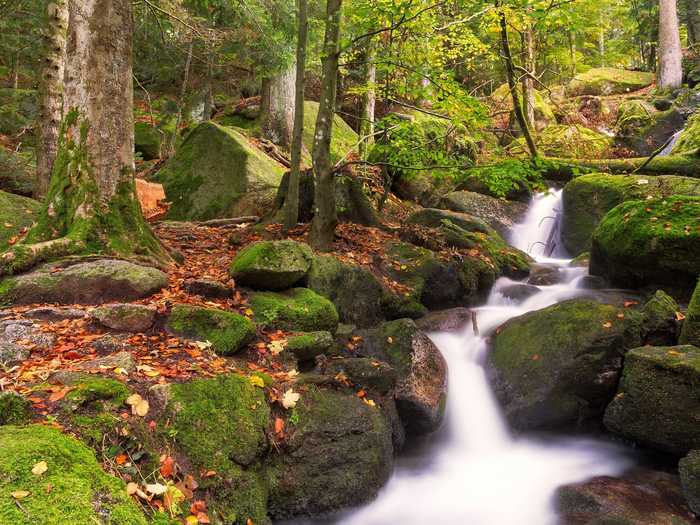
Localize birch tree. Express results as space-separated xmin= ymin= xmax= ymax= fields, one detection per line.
xmin=658 ymin=0 xmax=683 ymax=89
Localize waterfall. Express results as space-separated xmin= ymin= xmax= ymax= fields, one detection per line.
xmin=332 ymin=189 xmax=632 ymax=525
xmin=659 ymin=129 xmax=684 ymax=157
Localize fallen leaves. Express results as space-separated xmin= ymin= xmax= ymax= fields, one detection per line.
xmin=281 ymin=389 xmax=300 ymax=409
xmin=11 ymin=490 xmax=30 ymax=500
xmin=31 ymin=461 xmax=48 ymax=476
xmin=125 ymin=393 xmax=150 ymax=417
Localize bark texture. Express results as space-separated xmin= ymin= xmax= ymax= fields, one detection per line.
xmin=261 ymin=62 xmax=296 ymax=150
xmin=283 ymin=0 xmax=308 ymax=232
xmin=522 ymin=25 xmax=536 ymax=129
xmin=358 ymin=38 xmax=376 ymax=158
xmin=35 ymin=0 xmax=69 ymax=199
xmin=310 ymin=0 xmax=343 ymax=251
xmin=659 ymin=0 xmax=684 ymax=89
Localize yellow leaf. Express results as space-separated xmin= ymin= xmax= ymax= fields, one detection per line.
xmin=126 ymin=394 xmax=150 ymax=417
xmin=282 ymin=389 xmax=300 ymax=409
xmin=249 ymin=375 xmax=265 ymax=388
xmin=602 ymin=321 xmax=612 ymax=329
xmin=186 ymin=517 xmax=199 ymax=525
xmin=113 ymin=367 xmax=128 ymax=376
xmin=126 ymin=482 xmax=138 ymax=496
xmin=145 ymin=483 xmax=166 ymax=496
xmin=31 ymin=461 xmax=48 ymax=476
xmin=11 ymin=491 xmax=30 ymax=500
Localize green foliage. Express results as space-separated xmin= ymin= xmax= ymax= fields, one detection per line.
xmin=458 ymin=159 xmax=547 ymax=199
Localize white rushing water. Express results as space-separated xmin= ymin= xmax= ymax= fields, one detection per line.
xmin=338 ymin=189 xmax=632 ymax=525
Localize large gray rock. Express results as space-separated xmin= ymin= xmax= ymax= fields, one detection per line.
xmin=440 ymin=190 xmax=528 ymax=237
xmin=680 ymin=450 xmax=700 ymax=515
xmin=488 ymin=298 xmax=645 ymax=430
xmin=93 ymin=303 xmax=157 ymax=332
xmin=0 ymin=258 xmax=168 ymax=305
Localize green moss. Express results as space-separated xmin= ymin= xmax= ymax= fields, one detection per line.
xmin=0 ymin=392 xmax=32 ymax=426
xmin=302 ymin=101 xmax=358 ymax=164
xmin=0 ymin=425 xmax=147 ymax=524
xmin=512 ymin=124 xmax=613 ymax=159
xmin=680 ymin=450 xmax=700 ymax=514
xmin=604 ymin=345 xmax=700 ymax=454
xmin=590 ymin=196 xmax=700 ymax=293
xmin=286 ymin=331 xmax=334 ymax=361
xmin=167 ymin=305 xmax=255 ymax=355
xmin=0 ymin=191 xmax=40 ymax=251
xmin=568 ymin=68 xmax=654 ymax=96
xmin=672 ymin=111 xmax=700 ymax=156
xmin=0 ymin=88 xmax=37 ymax=136
xmin=230 ymin=240 xmax=313 ymax=291
xmin=168 ymin=374 xmax=270 ymax=525
xmin=562 ymin=173 xmax=700 ymax=255
xmin=134 ymin=121 xmax=162 ymax=160
xmin=680 ymin=279 xmax=700 ymax=346
xmin=154 ymin=122 xmax=284 ymax=221
xmin=491 ymin=83 xmax=556 ymax=123
xmin=62 ymin=376 xmax=130 ymax=409
xmin=0 ymin=146 xmax=35 ymax=196
xmin=250 ymin=288 xmax=339 ymax=333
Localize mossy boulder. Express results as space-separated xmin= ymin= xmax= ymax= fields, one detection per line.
xmin=671 ymin=111 xmax=700 ymax=156
xmin=134 ymin=121 xmax=162 ymax=160
xmin=0 ymin=191 xmax=39 ymax=252
xmin=166 ymin=305 xmax=255 ymax=355
xmin=93 ymin=303 xmax=156 ymax=332
xmin=512 ymin=124 xmax=613 ymax=158
xmin=590 ymin=196 xmax=700 ymax=295
xmin=230 ymin=240 xmax=313 ymax=291
xmin=306 ymin=255 xmax=385 ymax=328
xmin=392 ymin=170 xmax=457 ymax=208
xmin=440 ymin=190 xmax=528 ymax=237
xmin=324 ymin=357 xmax=397 ymax=394
xmin=604 ymin=345 xmax=700 ymax=455
xmin=406 ymin=208 xmax=492 ymax=234
xmin=0 ymin=88 xmax=37 ymax=135
xmin=0 ymin=146 xmax=35 ymax=196
xmin=615 ymin=101 xmax=684 ymax=156
xmin=562 ymin=174 xmax=700 ymax=255
xmin=358 ymin=318 xmax=448 ymax=436
xmin=680 ymin=279 xmax=700 ymax=346
xmin=302 ymin=101 xmax=358 ymax=163
xmin=680 ymin=450 xmax=700 ymax=515
xmin=0 ymin=392 xmax=31 ymax=426
xmin=643 ymin=290 xmax=681 ymax=346
xmin=568 ymin=68 xmax=655 ymax=96
xmin=286 ymin=331 xmax=334 ymax=362
xmin=154 ymin=122 xmax=284 ymax=221
xmin=0 ymin=425 xmax=147 ymax=525
xmin=267 ymin=387 xmax=393 ymax=519
xmin=557 ymin=469 xmax=696 ymax=525
xmin=166 ymin=374 xmax=270 ymax=525
xmin=488 ymin=298 xmax=645 ymax=430
xmin=249 ymin=288 xmax=339 ymax=333
xmin=0 ymin=258 xmax=168 ymax=306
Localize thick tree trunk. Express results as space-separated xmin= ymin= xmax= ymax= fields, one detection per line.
xmin=1 ymin=0 xmax=166 ymax=276
xmin=498 ymin=5 xmax=538 ymax=158
xmin=261 ymin=62 xmax=296 ymax=150
xmin=659 ymin=0 xmax=684 ymax=89
xmin=598 ymin=29 xmax=606 ymax=67
xmin=310 ymin=0 xmax=342 ymax=251
xmin=521 ymin=25 xmax=536 ymax=130
xmin=35 ymin=0 xmax=69 ymax=199
xmin=282 ymin=0 xmax=308 ymax=232
xmin=358 ymin=37 xmax=376 ymax=158
xmin=684 ymin=0 xmax=700 ymax=45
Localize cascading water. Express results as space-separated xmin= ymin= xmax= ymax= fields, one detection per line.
xmin=335 ymin=189 xmax=633 ymax=525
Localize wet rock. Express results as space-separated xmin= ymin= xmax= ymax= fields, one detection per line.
xmin=323 ymin=357 xmax=397 ymax=394
xmin=578 ymin=275 xmax=608 ymax=290
xmin=557 ymin=468 xmax=696 ymax=525
xmin=488 ymin=298 xmax=645 ymax=430
xmin=416 ymin=307 xmax=473 ymax=333
xmin=75 ymin=351 xmax=136 ymax=374
xmin=359 ymin=319 xmax=448 ymax=436
xmin=440 ymin=190 xmax=528 ymax=237
xmin=642 ymin=290 xmax=681 ymax=346
xmin=23 ymin=306 xmax=87 ymax=322
xmin=0 ymin=258 xmax=168 ymax=305
xmin=528 ymin=264 xmax=563 ymax=286
xmin=183 ymin=278 xmax=232 ymax=299
xmin=230 ymin=240 xmax=313 ymax=291
xmin=590 ymin=196 xmax=700 ymax=296
xmin=267 ymin=387 xmax=393 ymax=519
xmin=93 ymin=303 xmax=157 ymax=332
xmin=680 ymin=450 xmax=700 ymax=515
xmin=499 ymin=283 xmax=540 ymax=301
xmin=604 ymin=345 xmax=700 ymax=455
xmin=406 ymin=208 xmax=492 ymax=234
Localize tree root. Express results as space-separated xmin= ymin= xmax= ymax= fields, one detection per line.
xmin=0 ymin=237 xmax=80 ymax=277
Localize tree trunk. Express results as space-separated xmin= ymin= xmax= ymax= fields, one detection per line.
xmin=164 ymin=39 xmax=193 ymax=159
xmin=498 ymin=5 xmax=538 ymax=158
xmin=310 ymin=0 xmax=343 ymax=251
xmin=659 ymin=0 xmax=684 ymax=89
xmin=1 ymin=0 xmax=166 ymax=276
xmin=358 ymin=37 xmax=376 ymax=158
xmin=521 ymin=25 xmax=536 ymax=130
xmin=569 ymin=31 xmax=577 ymax=78
xmin=684 ymin=0 xmax=700 ymax=45
xmin=282 ymin=0 xmax=308 ymax=232
xmin=261 ymin=62 xmax=296 ymax=150
xmin=35 ymin=0 xmax=69 ymax=200
xmin=598 ymin=29 xmax=606 ymax=67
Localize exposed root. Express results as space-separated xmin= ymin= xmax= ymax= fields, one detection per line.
xmin=0 ymin=237 xmax=80 ymax=277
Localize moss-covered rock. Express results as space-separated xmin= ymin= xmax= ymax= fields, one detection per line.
xmin=154 ymin=122 xmax=284 ymax=221
xmin=302 ymin=101 xmax=358 ymax=164
xmin=324 ymin=357 xmax=397 ymax=394
xmin=643 ymin=290 xmax=680 ymax=346
xmin=488 ymin=298 xmax=645 ymax=430
xmin=93 ymin=303 xmax=156 ymax=332
xmin=0 ymin=392 xmax=31 ymax=426
xmin=491 ymin=83 xmax=556 ymax=130
xmin=615 ymin=101 xmax=684 ymax=156
xmin=604 ymin=345 xmax=700 ymax=455
xmin=392 ymin=170 xmax=457 ymax=208
xmin=590 ymin=196 xmax=700 ymax=295
xmin=0 ymin=425 xmax=147 ymax=525
xmin=306 ymin=256 xmax=385 ymax=328
xmin=406 ymin=208 xmax=492 ymax=234
xmin=0 ymin=88 xmax=37 ymax=136
xmin=0 ymin=146 xmax=35 ymax=196
xmin=134 ymin=121 xmax=162 ymax=160
xmin=568 ymin=68 xmax=655 ymax=96
xmin=358 ymin=318 xmax=447 ymax=436
xmin=166 ymin=305 xmax=255 ymax=355
xmin=230 ymin=240 xmax=313 ymax=291
xmin=440 ymin=190 xmax=528 ymax=237
xmin=680 ymin=450 xmax=700 ymax=515
xmin=0 ymin=258 xmax=168 ymax=306
xmin=671 ymin=111 xmax=700 ymax=156
xmin=249 ymin=288 xmax=339 ymax=333
xmin=286 ymin=331 xmax=334 ymax=362
xmin=512 ymin=124 xmax=613 ymax=158
xmin=0 ymin=191 xmax=39 ymax=252
xmin=267 ymin=387 xmax=393 ymax=519
xmin=680 ymin=279 xmax=700 ymax=346
xmin=562 ymin=174 xmax=700 ymax=255
xmin=167 ymin=374 xmax=270 ymax=525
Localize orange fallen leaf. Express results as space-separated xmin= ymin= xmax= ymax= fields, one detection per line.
xmin=160 ymin=456 xmax=175 ymax=478
xmin=274 ymin=418 xmax=284 ymax=435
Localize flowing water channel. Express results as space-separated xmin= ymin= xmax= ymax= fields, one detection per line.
xmin=335 ymin=189 xmax=635 ymax=525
